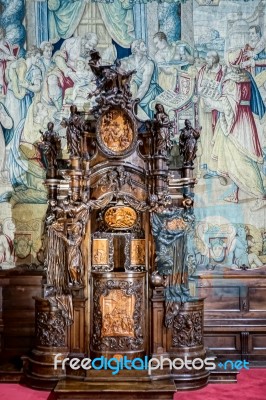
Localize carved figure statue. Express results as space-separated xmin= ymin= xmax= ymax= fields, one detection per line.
xmin=88 ymin=51 xmax=136 ymax=115
xmin=0 ymin=223 xmax=13 ymax=264
xmin=69 ymin=199 xmax=91 ymax=236
xmin=115 ymin=60 xmax=136 ymax=97
xmin=39 ymin=122 xmax=61 ymax=171
xmin=46 ymin=220 xmax=69 ymax=295
xmin=154 ymin=104 xmax=172 ymax=156
xmin=61 ymin=105 xmax=83 ymax=157
xmin=64 ymin=222 xmax=83 ymax=286
xmin=49 ymin=220 xmax=84 ymax=287
xmin=151 ymin=209 xmax=194 ymax=327
xmin=179 ymin=119 xmax=201 ymax=166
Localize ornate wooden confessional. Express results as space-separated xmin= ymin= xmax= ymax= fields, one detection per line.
xmin=23 ymin=56 xmax=207 ymax=398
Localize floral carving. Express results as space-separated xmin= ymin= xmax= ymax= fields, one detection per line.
xmin=172 ymin=311 xmax=203 ymax=348
xmin=36 ymin=310 xmax=66 ymax=347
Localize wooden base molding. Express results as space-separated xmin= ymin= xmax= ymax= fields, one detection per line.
xmin=54 ymin=379 xmax=177 ymax=400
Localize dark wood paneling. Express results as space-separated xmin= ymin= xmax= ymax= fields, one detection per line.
xmin=205 ymin=334 xmax=239 ymax=351
xmin=200 ymin=286 xmax=241 ymax=312
xmin=69 ymin=298 xmax=87 ymax=356
xmin=251 ymin=334 xmax=266 ymax=351
xmin=196 ymin=273 xmax=266 ymax=365
xmin=0 ymin=272 xmax=43 ymax=362
xmin=249 ymin=288 xmax=266 ymax=311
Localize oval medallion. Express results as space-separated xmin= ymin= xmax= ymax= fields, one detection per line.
xmin=97 ymin=108 xmax=137 ymax=157
xmin=104 ymin=206 xmax=137 ymax=229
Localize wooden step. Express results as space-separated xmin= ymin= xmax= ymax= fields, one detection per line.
xmin=54 ymin=379 xmax=177 ymax=400
xmin=209 ymin=369 xmax=239 ymax=383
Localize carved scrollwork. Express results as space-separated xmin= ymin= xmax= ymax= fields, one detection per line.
xmin=36 ymin=310 xmax=66 ymax=347
xmin=148 ymin=193 xmax=172 ymax=213
xmin=125 ymin=264 xmax=146 ymax=272
xmin=91 ymin=279 xmax=144 ymax=351
xmin=172 ymin=311 xmax=203 ymax=348
xmin=92 ymin=166 xmax=136 ymax=193
xmin=123 ymin=194 xmax=149 ymax=212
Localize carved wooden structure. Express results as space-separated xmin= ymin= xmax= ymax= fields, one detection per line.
xmin=21 ymin=58 xmax=207 ymax=397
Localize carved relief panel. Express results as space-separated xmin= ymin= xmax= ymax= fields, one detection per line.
xmin=130 ymin=239 xmax=146 ymax=271
xmin=96 ymin=108 xmax=137 ymax=158
xmin=92 ymin=234 xmax=113 ymax=272
xmin=91 ymin=205 xmax=146 ymax=272
xmin=101 ymin=289 xmax=135 ymax=337
xmin=104 ymin=206 xmax=137 ymax=230
xmin=92 ymin=238 xmax=109 ymax=267
xmin=91 ymin=272 xmax=146 ymax=359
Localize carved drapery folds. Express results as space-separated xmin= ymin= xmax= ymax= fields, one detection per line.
xmin=154 ymin=104 xmax=173 ymax=157
xmin=61 ymin=104 xmax=84 ymax=158
xmin=151 ymin=208 xmax=195 ymax=327
xmin=38 ymin=122 xmax=62 ymax=178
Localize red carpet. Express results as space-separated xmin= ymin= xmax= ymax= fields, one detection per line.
xmin=0 ymin=384 xmax=52 ymax=400
xmin=0 ymin=369 xmax=265 ymax=399
xmin=174 ymin=369 xmax=266 ymax=400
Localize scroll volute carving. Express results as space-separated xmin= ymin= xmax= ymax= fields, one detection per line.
xmin=90 ymin=166 xmax=147 ymax=205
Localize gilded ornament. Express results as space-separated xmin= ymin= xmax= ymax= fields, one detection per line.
xmin=104 ymin=206 xmax=137 ymax=229
xmin=100 ymin=109 xmax=134 ymax=153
